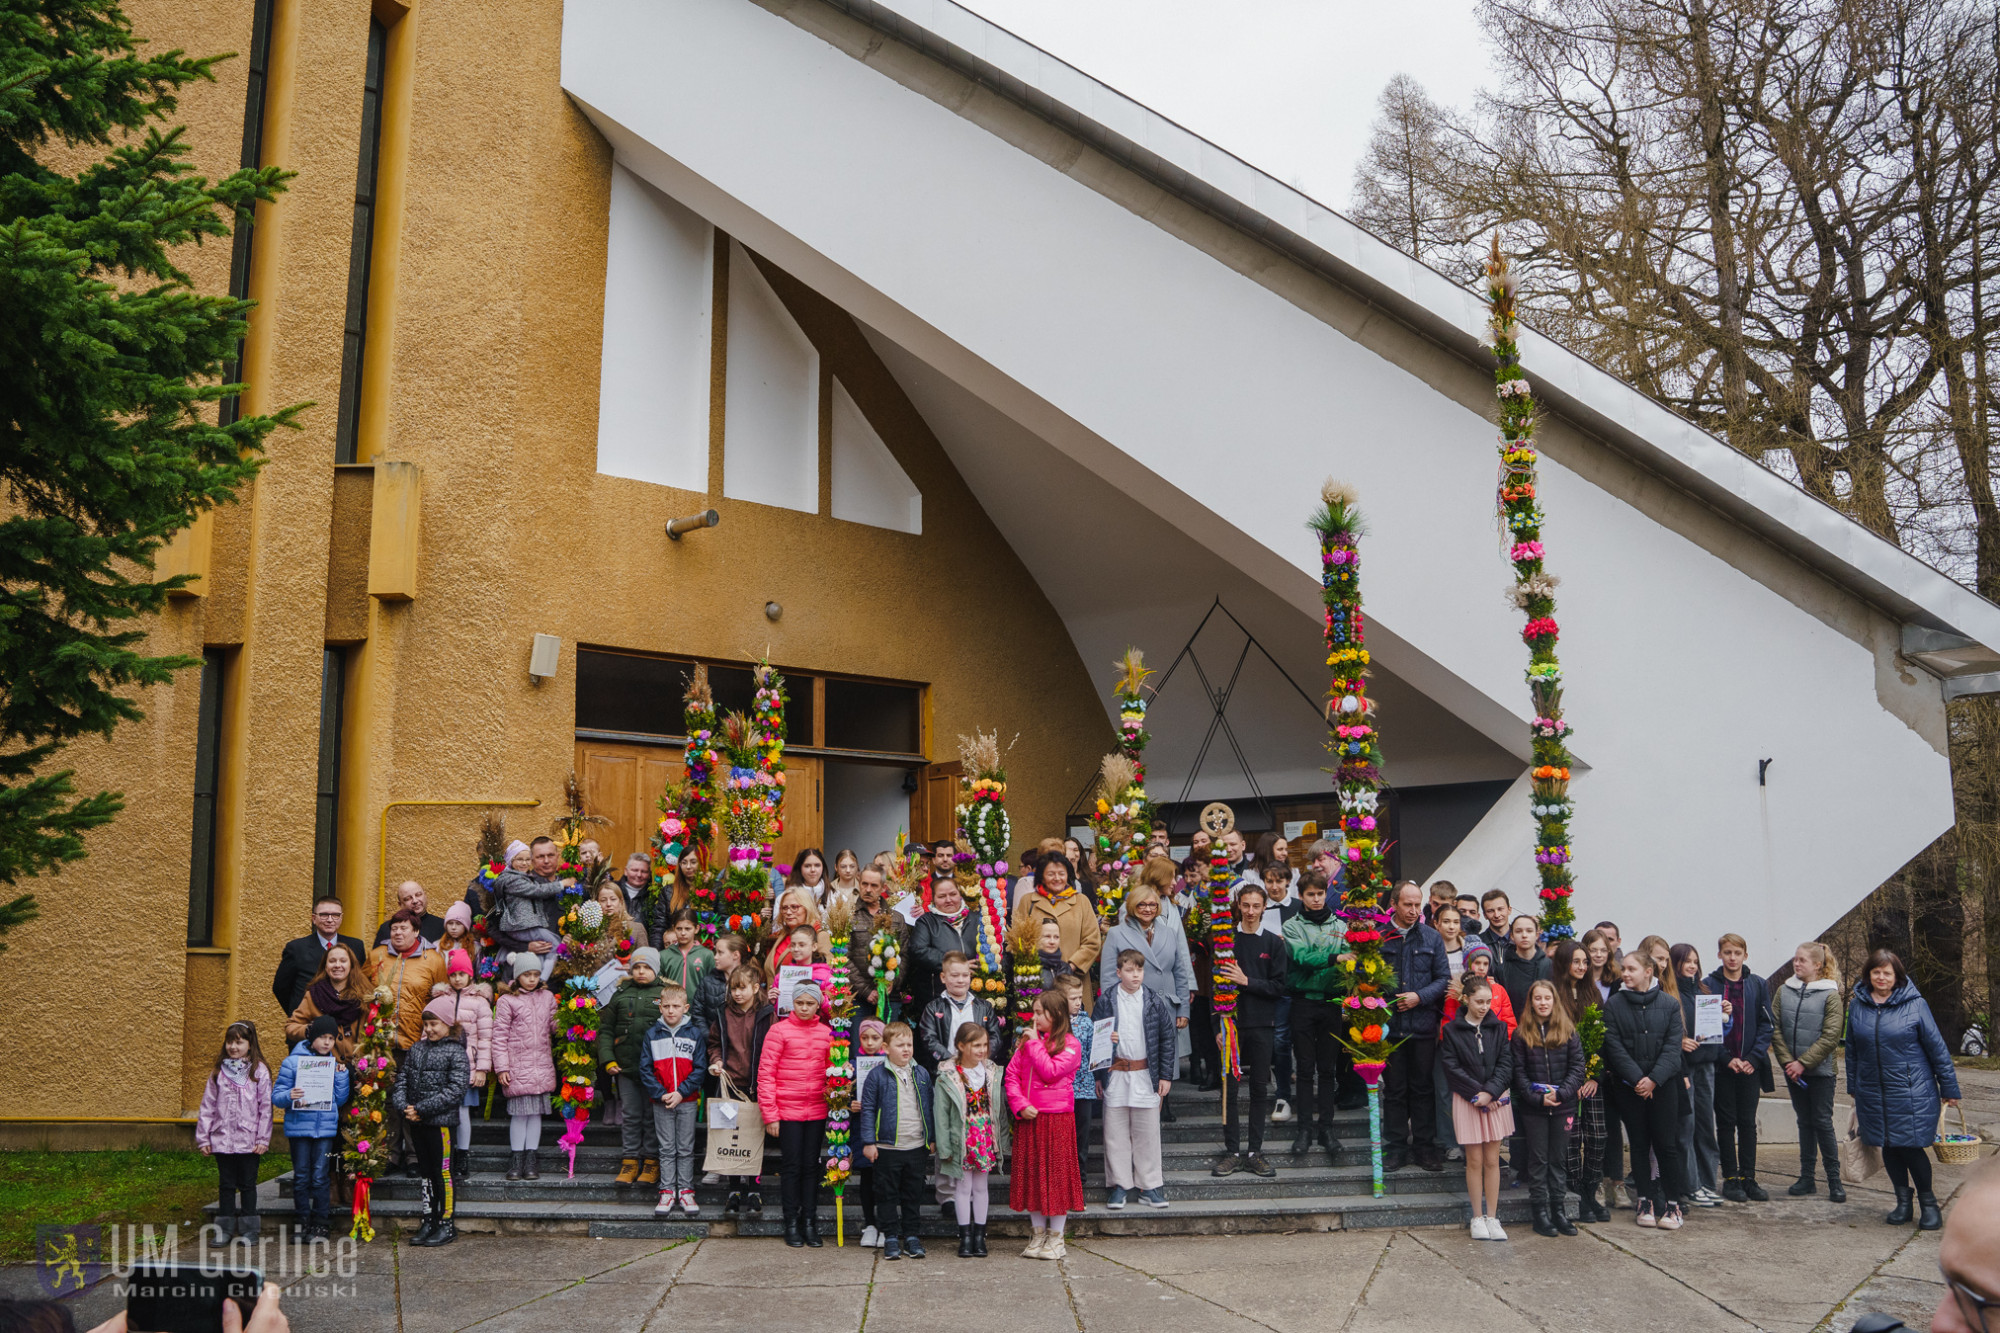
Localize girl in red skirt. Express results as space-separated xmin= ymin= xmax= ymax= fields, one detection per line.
xmin=1006 ymin=990 xmax=1084 ymax=1259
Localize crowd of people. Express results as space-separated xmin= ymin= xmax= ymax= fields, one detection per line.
xmin=222 ymin=826 xmax=1967 ymax=1253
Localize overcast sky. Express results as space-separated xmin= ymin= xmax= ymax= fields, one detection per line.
xmin=957 ymin=0 xmax=1497 ymax=213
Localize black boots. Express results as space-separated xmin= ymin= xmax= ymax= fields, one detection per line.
xmin=1827 ymin=1168 xmax=1846 ymax=1203
xmin=506 ymin=1151 xmax=524 ymax=1182
xmin=1531 ymin=1200 xmax=1559 ymax=1238
xmin=784 ymin=1214 xmax=806 ymax=1248
xmin=1290 ymin=1130 xmax=1313 ymax=1156
xmin=1574 ymin=1180 xmax=1608 ymax=1223
xmin=957 ymin=1225 xmax=975 ymax=1258
xmin=1741 ymin=1177 xmax=1770 ymax=1202
xmin=1917 ymin=1192 xmax=1943 ymax=1231
xmin=971 ymin=1223 xmax=988 ymax=1257
xmin=1553 ymin=1200 xmax=1578 ymax=1236
xmin=451 ymin=1148 xmax=470 ymax=1181
xmin=802 ymin=1213 xmax=824 ymax=1248
xmin=414 ymin=1217 xmax=455 ymax=1247
xmin=1788 ymin=1167 xmax=1816 ymax=1196
xmin=1886 ymin=1188 xmax=1914 ymax=1225
xmin=409 ymin=1218 xmax=438 ymax=1247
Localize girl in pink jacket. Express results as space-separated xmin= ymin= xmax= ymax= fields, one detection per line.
xmin=757 ymin=983 xmax=834 ymax=1247
xmin=195 ymin=1021 xmax=273 ymax=1242
xmin=1006 ymin=991 xmax=1084 ymax=1260
xmin=434 ymin=949 xmax=494 ymax=1181
xmin=492 ymin=954 xmax=559 ymax=1180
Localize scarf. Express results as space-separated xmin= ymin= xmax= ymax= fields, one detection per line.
xmin=222 ymin=1058 xmax=251 ymax=1084
xmin=1037 ymin=948 xmax=1066 ymax=971
xmin=308 ymin=976 xmax=364 ymax=1028
xmin=1301 ymin=903 xmax=1335 ymax=926
xmin=1037 ymin=882 xmax=1079 ymax=902
xmin=929 ymin=902 xmax=971 ymax=929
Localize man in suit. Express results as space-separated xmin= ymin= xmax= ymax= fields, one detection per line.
xmin=371 ymin=879 xmax=445 ymax=948
xmin=273 ymin=895 xmax=368 ymax=1015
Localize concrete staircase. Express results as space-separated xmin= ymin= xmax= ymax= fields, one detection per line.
xmin=231 ymin=1086 xmax=1537 ymax=1239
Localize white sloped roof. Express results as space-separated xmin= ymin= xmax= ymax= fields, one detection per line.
xmin=818 ymin=0 xmax=2000 ymax=663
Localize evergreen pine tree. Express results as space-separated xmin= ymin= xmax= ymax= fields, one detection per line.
xmin=1 ymin=1 xmax=297 ymax=887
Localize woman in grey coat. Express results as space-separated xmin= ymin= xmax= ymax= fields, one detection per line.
xmin=1098 ymin=881 xmax=1194 ymax=1070
xmin=1773 ymin=941 xmax=1846 ymax=1203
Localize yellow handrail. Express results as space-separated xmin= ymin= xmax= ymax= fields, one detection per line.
xmin=377 ymin=798 xmax=541 ymax=925
xmin=0 ymin=1116 xmax=196 ymax=1124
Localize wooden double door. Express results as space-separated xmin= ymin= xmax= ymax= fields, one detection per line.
xmin=575 ymin=740 xmax=824 ymax=874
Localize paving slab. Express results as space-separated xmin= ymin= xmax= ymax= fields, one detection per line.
xmin=1344 ymin=1232 xmax=1546 ymax=1333
xmin=1062 ymin=1245 xmax=1279 ymax=1333
xmin=650 ymin=1272 xmax=872 ymax=1331
xmin=673 ymin=1234 xmax=875 ymax=1287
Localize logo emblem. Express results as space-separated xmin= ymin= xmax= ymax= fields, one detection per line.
xmin=36 ymin=1225 xmax=104 ymax=1297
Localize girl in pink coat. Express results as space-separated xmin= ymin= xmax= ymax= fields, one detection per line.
xmin=434 ymin=949 xmax=494 ymax=1180
xmin=492 ymin=953 xmax=559 ymax=1180
xmin=195 ymin=1021 xmax=273 ymax=1242
xmin=1006 ymin=991 xmax=1084 ymax=1260
xmin=757 ymin=983 xmax=834 ymax=1247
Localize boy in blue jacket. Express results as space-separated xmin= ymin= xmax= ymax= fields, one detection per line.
xmin=858 ymin=1020 xmax=934 ymax=1259
xmin=640 ymin=985 xmax=708 ymax=1217
xmin=272 ymin=1016 xmax=352 ymax=1240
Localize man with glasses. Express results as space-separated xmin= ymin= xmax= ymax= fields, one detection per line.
xmin=272 ymin=895 xmax=367 ymax=1013
xmin=1934 ymin=1159 xmax=2000 ymax=1332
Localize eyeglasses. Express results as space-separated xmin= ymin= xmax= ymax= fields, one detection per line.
xmin=313 ymin=910 xmax=343 ymax=920
xmin=1949 ymin=1273 xmax=1997 ymax=1333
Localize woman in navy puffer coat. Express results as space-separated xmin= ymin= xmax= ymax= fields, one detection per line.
xmin=1845 ymin=950 xmax=1960 ymax=1231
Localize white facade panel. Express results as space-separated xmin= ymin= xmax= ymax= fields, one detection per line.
xmin=830 ymin=378 xmax=920 ymax=534
xmin=594 ymin=162 xmax=712 ymax=492
xmin=723 ymin=241 xmax=820 ymax=514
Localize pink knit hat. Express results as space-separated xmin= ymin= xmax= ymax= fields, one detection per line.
xmin=444 ymin=901 xmax=474 ymax=932
xmin=447 ymin=948 xmax=473 ymax=976
xmin=422 ymin=995 xmax=459 ymax=1026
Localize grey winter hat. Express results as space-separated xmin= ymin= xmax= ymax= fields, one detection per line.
xmin=510 ymin=951 xmax=545 ymax=977
xmin=792 ymin=981 xmax=823 ymax=1008
xmin=629 ymin=947 xmax=662 ymax=973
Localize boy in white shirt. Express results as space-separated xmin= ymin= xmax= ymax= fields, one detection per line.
xmin=1090 ymin=949 xmax=1175 ymax=1209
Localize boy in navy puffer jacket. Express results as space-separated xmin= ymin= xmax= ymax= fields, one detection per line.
xmin=273 ymin=1016 xmax=353 ymax=1241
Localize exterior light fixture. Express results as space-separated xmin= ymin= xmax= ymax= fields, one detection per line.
xmin=666 ymin=509 xmax=720 ymax=540
xmin=528 ymin=633 xmax=561 ymax=683
xmin=765 ymin=601 xmax=782 ymax=621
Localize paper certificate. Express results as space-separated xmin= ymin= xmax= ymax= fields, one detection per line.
xmin=1092 ymin=1018 xmax=1115 ymax=1070
xmin=856 ymin=1053 xmax=886 ymax=1088
xmin=778 ymin=964 xmax=815 ymax=1011
xmin=1694 ymin=993 xmax=1725 ymax=1044
xmin=293 ymin=1055 xmax=337 ymax=1110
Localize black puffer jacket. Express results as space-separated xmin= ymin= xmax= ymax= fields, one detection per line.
xmin=1438 ymin=1010 xmax=1515 ymax=1101
xmin=390 ymin=1037 xmax=471 ymax=1127
xmin=1509 ymin=1025 xmax=1586 ymax=1108
xmin=1603 ymin=984 xmax=1684 ymax=1089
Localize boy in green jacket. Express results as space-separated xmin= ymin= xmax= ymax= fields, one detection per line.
xmin=599 ymin=947 xmax=667 ymax=1186
xmin=1282 ymin=870 xmax=1348 ymax=1160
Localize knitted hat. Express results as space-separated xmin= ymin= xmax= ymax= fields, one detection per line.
xmin=791 ymin=981 xmax=823 ymax=1008
xmin=510 ymin=951 xmax=544 ymax=977
xmin=629 ymin=947 xmax=662 ymax=974
xmin=306 ymin=1015 xmax=339 ymax=1043
xmin=444 ymin=901 xmax=474 ymax=931
xmin=447 ymin=948 xmax=473 ymax=976
xmin=857 ymin=1018 xmax=886 ymax=1043
xmin=505 ymin=839 xmax=530 ymax=864
xmin=1461 ymin=940 xmax=1494 ymax=970
xmin=422 ymin=995 xmax=459 ymax=1026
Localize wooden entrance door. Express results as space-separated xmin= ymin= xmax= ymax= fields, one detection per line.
xmin=572 ymin=740 xmax=824 ymax=877
xmin=912 ymin=761 xmax=962 ymax=846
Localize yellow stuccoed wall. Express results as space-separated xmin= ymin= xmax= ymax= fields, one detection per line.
xmin=0 ymin=0 xmax=1108 ymax=1120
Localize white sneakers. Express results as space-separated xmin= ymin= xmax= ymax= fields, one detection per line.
xmin=1470 ymin=1215 xmax=1491 ymax=1240
xmin=1469 ymin=1214 xmax=1508 ymax=1241
xmin=859 ymin=1225 xmax=882 ymax=1248
xmin=1689 ymin=1187 xmax=1723 ymax=1208
xmin=1023 ymin=1229 xmax=1049 ymax=1259
xmin=1270 ymin=1099 xmax=1295 ymax=1124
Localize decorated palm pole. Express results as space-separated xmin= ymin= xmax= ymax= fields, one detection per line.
xmin=341 ymin=985 xmax=398 ymax=1241
xmin=953 ymin=732 xmax=1012 ymax=1001
xmin=650 ymin=779 xmax=695 ymax=937
xmin=823 ymin=899 xmax=856 ymax=1243
xmin=1199 ymin=803 xmax=1242 ymax=1120
xmin=1090 ymin=754 xmax=1147 ymax=930
xmin=1312 ymin=481 xmax=1400 ymax=1199
xmin=552 ymin=900 xmax=611 ymax=1173
xmin=1113 ymin=647 xmax=1153 ymax=785
xmin=1486 ymin=239 xmax=1578 ymax=944
xmin=681 ymin=667 xmax=723 ymax=938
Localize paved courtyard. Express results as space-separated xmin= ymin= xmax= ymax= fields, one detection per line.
xmin=4 ymin=1155 xmax=1978 ymax=1333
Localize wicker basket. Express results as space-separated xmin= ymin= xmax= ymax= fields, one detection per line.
xmin=1934 ymin=1104 xmax=1983 ymax=1166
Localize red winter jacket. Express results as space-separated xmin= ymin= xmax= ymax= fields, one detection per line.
xmin=756 ymin=1013 xmax=832 ymax=1123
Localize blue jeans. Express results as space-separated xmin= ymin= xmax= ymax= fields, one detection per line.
xmin=1273 ymin=997 xmax=1293 ymax=1100
xmin=290 ymin=1135 xmax=334 ymax=1223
